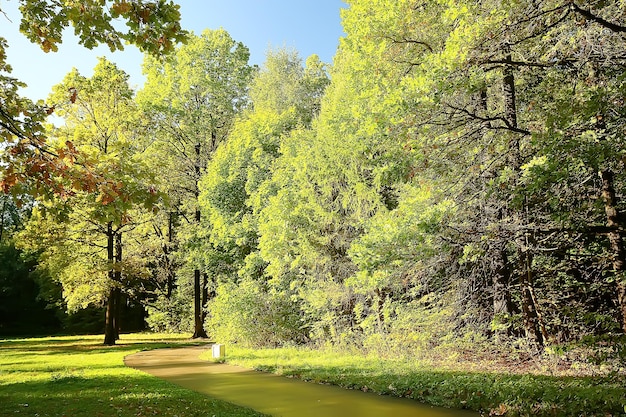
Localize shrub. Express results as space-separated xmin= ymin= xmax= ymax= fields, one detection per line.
xmin=205 ymin=279 xmax=305 ymax=347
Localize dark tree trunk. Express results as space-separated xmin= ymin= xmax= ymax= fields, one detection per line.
xmin=192 ymin=268 xmax=207 ymax=338
xmin=599 ymin=169 xmax=626 ymax=332
xmin=502 ymin=50 xmax=545 ymax=346
xmin=104 ymin=287 xmax=118 ymax=346
xmin=503 ymin=50 xmax=520 ymax=169
xmin=114 ymin=232 xmax=123 ymax=340
xmin=202 ymin=272 xmax=209 ymax=324
xmin=167 ymin=210 xmax=175 ymax=298
xmin=104 ymin=222 xmax=116 ymax=345
xmin=192 ymin=142 xmax=208 ymax=339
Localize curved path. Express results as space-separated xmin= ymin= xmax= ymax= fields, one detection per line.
xmin=125 ymin=346 xmax=478 ymax=417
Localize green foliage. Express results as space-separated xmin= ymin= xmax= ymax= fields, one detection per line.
xmin=196 ymin=0 xmax=626 ymax=357
xmin=0 ymin=242 xmax=62 ymax=335
xmin=14 ymin=59 xmax=163 ymax=342
xmin=138 ymin=28 xmax=255 ymax=307
xmin=5 ymin=0 xmax=626 ymax=389
xmin=348 ymin=185 xmax=453 ymax=293
xmin=145 ymin=294 xmax=193 ymax=334
xmin=205 ymin=279 xmax=305 ymax=347
xmin=0 ymin=0 xmax=186 ymax=198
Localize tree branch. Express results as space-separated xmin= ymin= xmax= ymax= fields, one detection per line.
xmin=385 ymin=36 xmax=433 ymax=52
xmin=569 ymin=2 xmax=626 ymax=33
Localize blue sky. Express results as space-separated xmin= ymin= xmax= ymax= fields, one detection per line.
xmin=2 ymin=0 xmax=346 ymax=101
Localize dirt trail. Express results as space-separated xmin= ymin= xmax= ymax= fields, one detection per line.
xmin=125 ymin=346 xmax=478 ymax=417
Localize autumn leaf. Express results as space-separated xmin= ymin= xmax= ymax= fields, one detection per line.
xmin=111 ymin=1 xmax=132 ymax=15
xmin=68 ymin=88 xmax=78 ymax=103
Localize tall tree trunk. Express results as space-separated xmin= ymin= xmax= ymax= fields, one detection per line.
xmin=104 ymin=287 xmax=119 ymax=346
xmin=104 ymin=222 xmax=116 ymax=345
xmin=192 ymin=142 xmax=208 ymax=339
xmin=202 ymin=272 xmax=209 ymax=324
xmin=599 ymin=169 xmax=626 ymax=332
xmin=503 ymin=50 xmax=545 ymax=346
xmin=492 ymin=242 xmax=513 ymax=337
xmin=192 ymin=269 xmax=207 ymax=338
xmin=167 ymin=210 xmax=175 ymax=298
xmin=114 ymin=231 xmax=123 ymax=340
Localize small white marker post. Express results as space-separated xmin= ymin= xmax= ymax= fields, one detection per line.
xmin=212 ymin=344 xmax=225 ymax=359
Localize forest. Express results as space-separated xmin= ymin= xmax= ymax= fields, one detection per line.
xmin=1 ymin=0 xmax=626 ymax=372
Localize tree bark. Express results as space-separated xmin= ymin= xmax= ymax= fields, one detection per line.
xmin=492 ymin=244 xmax=513 ymax=336
xmin=167 ymin=210 xmax=175 ymax=298
xmin=114 ymin=232 xmax=123 ymax=340
xmin=202 ymin=272 xmax=209 ymax=324
xmin=503 ymin=49 xmax=545 ymax=346
xmin=104 ymin=287 xmax=118 ymax=345
xmin=104 ymin=222 xmax=116 ymax=345
xmin=192 ymin=142 xmax=208 ymax=339
xmin=192 ymin=269 xmax=207 ymax=338
xmin=599 ymin=169 xmax=626 ymax=332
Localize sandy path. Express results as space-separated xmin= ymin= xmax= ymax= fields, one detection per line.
xmin=124 ymin=345 xmax=477 ymax=417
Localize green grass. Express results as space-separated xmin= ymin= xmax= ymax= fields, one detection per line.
xmin=0 ymin=334 xmax=267 ymax=417
xmin=204 ymin=346 xmax=626 ymax=417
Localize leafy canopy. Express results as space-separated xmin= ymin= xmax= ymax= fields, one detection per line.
xmin=0 ymin=0 xmax=187 ymax=198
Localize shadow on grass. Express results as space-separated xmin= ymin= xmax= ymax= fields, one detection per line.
xmin=0 ymin=335 xmax=265 ymax=417
xmin=0 ymin=335 xmax=207 ymax=354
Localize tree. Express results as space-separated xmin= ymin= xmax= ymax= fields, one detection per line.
xmin=138 ymin=29 xmax=255 ymax=338
xmin=341 ymin=0 xmax=626 ymax=345
xmin=0 ymin=0 xmax=186 ymax=198
xmin=198 ymin=49 xmax=330 ymax=346
xmin=18 ymin=58 xmax=159 ymax=345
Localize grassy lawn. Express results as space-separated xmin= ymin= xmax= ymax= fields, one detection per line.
xmin=204 ymin=346 xmax=626 ymax=417
xmin=0 ymin=334 xmax=266 ymax=417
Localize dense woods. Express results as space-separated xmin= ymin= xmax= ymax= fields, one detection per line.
xmin=2 ymin=0 xmax=626 ymax=370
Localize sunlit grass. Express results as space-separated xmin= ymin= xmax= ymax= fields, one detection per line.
xmin=0 ymin=334 xmax=266 ymax=417
xmin=205 ymin=345 xmax=626 ymax=417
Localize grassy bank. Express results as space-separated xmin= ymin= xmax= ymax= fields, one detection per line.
xmin=204 ymin=345 xmax=626 ymax=417
xmin=0 ymin=334 xmax=266 ymax=417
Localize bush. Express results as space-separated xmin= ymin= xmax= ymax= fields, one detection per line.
xmin=205 ymin=279 xmax=305 ymax=347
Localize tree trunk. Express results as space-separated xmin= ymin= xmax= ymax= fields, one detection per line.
xmin=114 ymin=232 xmax=123 ymax=340
xmin=476 ymin=87 xmax=514 ymax=340
xmin=192 ymin=142 xmax=208 ymax=339
xmin=503 ymin=49 xmax=545 ymax=346
xmin=104 ymin=287 xmax=118 ymax=346
xmin=167 ymin=210 xmax=175 ymax=298
xmin=477 ymin=86 xmax=514 ymax=338
xmin=104 ymin=222 xmax=116 ymax=345
xmin=202 ymin=272 xmax=209 ymax=324
xmin=192 ymin=269 xmax=207 ymax=338
xmin=599 ymin=169 xmax=626 ymax=332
